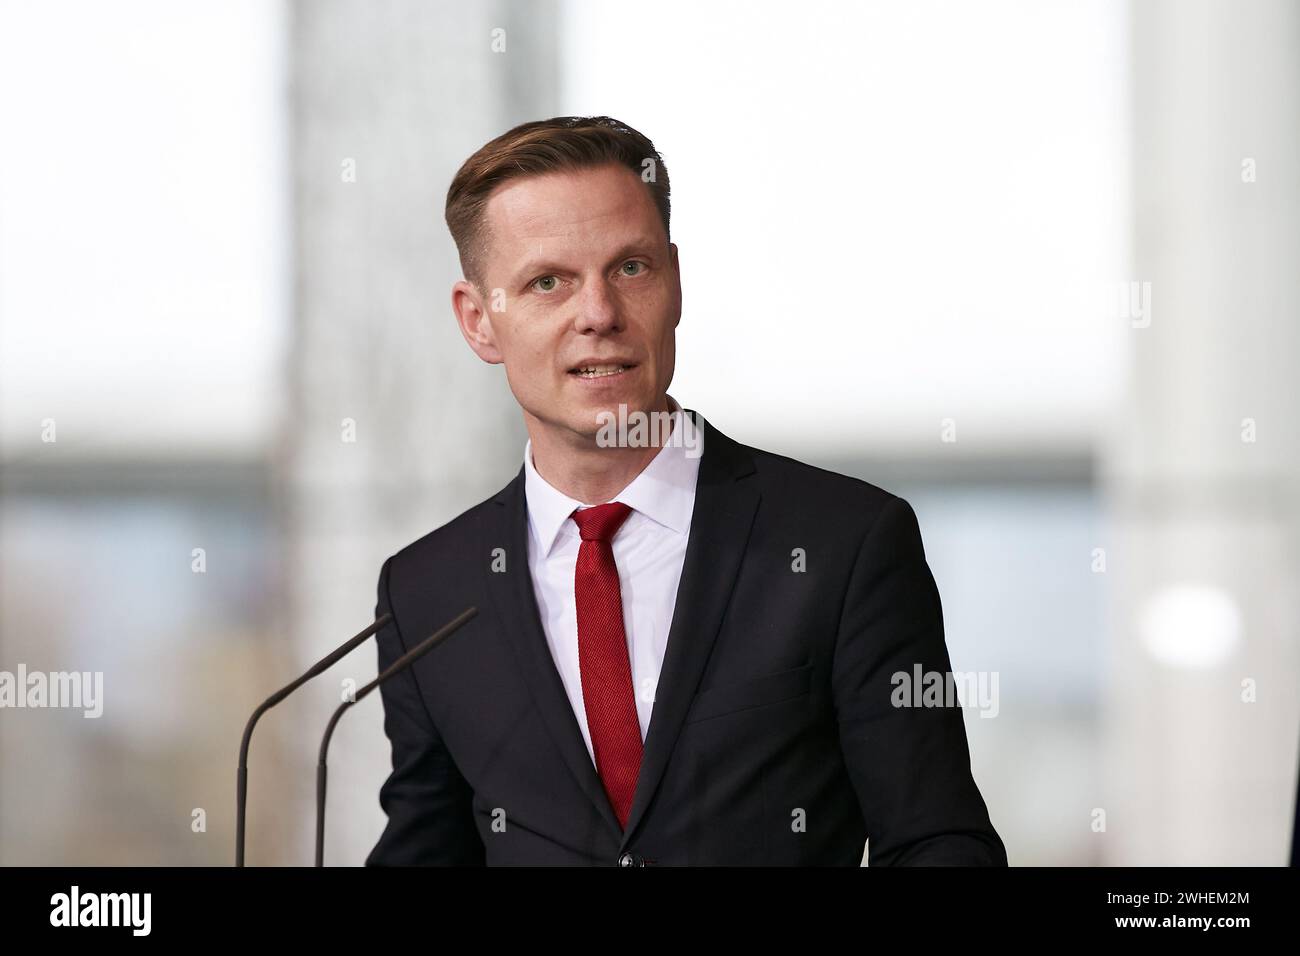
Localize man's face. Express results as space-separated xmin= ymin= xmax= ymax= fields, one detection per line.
xmin=452 ymin=162 xmax=681 ymax=445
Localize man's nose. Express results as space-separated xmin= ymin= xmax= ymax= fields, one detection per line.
xmin=573 ymin=277 xmax=622 ymax=334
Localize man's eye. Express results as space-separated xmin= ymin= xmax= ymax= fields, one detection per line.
xmin=621 ymin=261 xmax=644 ymax=276
xmin=533 ymin=275 xmax=558 ymax=293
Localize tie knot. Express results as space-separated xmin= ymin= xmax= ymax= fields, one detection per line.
xmin=571 ymin=502 xmax=633 ymax=542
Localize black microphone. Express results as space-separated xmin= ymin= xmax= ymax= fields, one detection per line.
xmin=315 ymin=606 xmax=478 ymax=866
xmin=236 ymin=612 xmax=391 ymax=867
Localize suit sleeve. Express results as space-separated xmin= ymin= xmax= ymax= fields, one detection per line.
xmin=831 ymin=495 xmax=1007 ymax=866
xmin=365 ymin=555 xmax=485 ymax=866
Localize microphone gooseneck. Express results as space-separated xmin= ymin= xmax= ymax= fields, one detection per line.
xmin=236 ymin=612 xmax=392 ymax=867
xmin=315 ymin=606 xmax=479 ymax=866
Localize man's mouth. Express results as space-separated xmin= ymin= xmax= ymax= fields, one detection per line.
xmin=568 ymin=363 xmax=636 ymax=379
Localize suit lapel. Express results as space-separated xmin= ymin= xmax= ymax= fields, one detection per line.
xmin=482 ymin=409 xmax=760 ymax=850
xmin=619 ymin=410 xmax=759 ymax=847
xmin=482 ymin=464 xmax=624 ymax=838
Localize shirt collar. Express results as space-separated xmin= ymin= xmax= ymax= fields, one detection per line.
xmin=523 ymin=395 xmax=701 ymax=558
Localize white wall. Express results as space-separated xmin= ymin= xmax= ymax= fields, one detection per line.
xmin=559 ymin=0 xmax=1130 ymax=458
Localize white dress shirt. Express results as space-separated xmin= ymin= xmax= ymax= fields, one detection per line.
xmin=523 ymin=397 xmax=702 ymax=767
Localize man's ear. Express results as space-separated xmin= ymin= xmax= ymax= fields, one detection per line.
xmin=451 ymin=279 xmax=504 ymax=365
xmin=669 ymin=242 xmax=683 ymax=328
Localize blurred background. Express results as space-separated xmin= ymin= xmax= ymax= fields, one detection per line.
xmin=1 ymin=0 xmax=1297 ymax=866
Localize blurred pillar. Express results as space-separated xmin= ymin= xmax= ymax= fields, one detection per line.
xmin=1103 ymin=0 xmax=1300 ymax=862
xmin=280 ymin=0 xmax=558 ymax=864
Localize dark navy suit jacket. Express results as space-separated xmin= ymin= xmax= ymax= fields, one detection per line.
xmin=366 ymin=409 xmax=1006 ymax=865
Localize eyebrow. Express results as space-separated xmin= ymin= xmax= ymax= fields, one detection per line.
xmin=509 ymin=236 xmax=663 ymax=286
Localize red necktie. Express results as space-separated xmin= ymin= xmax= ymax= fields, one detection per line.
xmin=571 ymin=501 xmax=642 ymax=830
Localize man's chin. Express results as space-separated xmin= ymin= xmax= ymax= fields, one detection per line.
xmin=567 ymin=404 xmax=622 ymax=440
xmin=542 ymin=401 xmax=626 ymax=445
xmin=571 ymin=398 xmax=653 ymax=429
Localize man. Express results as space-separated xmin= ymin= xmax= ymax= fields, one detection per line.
xmin=365 ymin=115 xmax=1006 ymax=866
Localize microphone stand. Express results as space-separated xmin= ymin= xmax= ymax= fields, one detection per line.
xmin=315 ymin=606 xmax=478 ymax=866
xmin=236 ymin=613 xmax=391 ymax=866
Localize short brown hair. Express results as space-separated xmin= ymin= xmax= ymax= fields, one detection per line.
xmin=445 ymin=115 xmax=671 ymax=290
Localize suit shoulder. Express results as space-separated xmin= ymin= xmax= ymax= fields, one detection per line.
xmin=384 ymin=480 xmax=510 ymax=578
xmin=731 ymin=440 xmax=932 ymax=562
xmin=737 ymin=440 xmax=907 ymax=526
xmin=746 ymin=442 xmax=896 ymax=502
